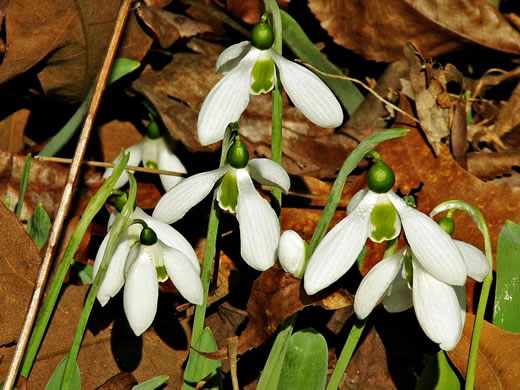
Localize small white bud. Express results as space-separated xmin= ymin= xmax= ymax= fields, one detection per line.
xmin=279 ymin=230 xmax=307 ymax=278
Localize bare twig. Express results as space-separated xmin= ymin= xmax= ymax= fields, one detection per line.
xmin=3 ymin=1 xmax=134 ymax=387
xmin=295 ymin=59 xmax=420 ymax=124
xmin=34 ymin=155 xmax=186 ymax=177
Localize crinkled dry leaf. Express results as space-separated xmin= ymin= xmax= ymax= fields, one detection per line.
xmin=0 ymin=108 xmax=29 ymax=153
xmin=0 ymin=0 xmax=152 ymax=102
xmin=448 ymin=313 xmax=520 ymax=389
xmin=468 ymin=151 xmax=520 ymax=180
xmin=494 ymin=81 xmax=520 ymax=138
xmin=98 ymin=120 xmax=143 ymax=163
xmin=309 ymin=0 xmax=520 ymax=62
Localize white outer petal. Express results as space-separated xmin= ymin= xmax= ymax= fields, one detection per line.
xmin=454 ymin=240 xmax=490 ymax=282
xmin=382 ymin=264 xmax=413 ymax=313
xmin=412 ymin=260 xmax=462 ymax=351
xmin=155 ymin=137 xmax=187 ymax=191
xmin=454 ymin=285 xmax=467 ymax=343
xmin=248 ymin=158 xmax=290 ymax=193
xmin=197 ymin=48 xmax=259 ymax=145
xmin=236 ymin=169 xmax=279 ymax=271
xmin=270 ymin=50 xmax=343 ymax=128
xmin=153 ymin=166 xmax=229 ymax=223
xmin=162 ymin=244 xmax=203 ymax=305
xmin=103 ymin=141 xmax=144 ymax=189
xmin=303 ymin=191 xmax=378 ymax=295
xmin=347 ymin=189 xmax=369 ymax=215
xmin=278 ymin=230 xmax=307 ymax=278
xmin=133 ymin=208 xmax=200 ymax=272
xmin=123 ymin=245 xmax=159 ymax=336
xmin=387 ymin=192 xmax=467 ymax=286
xmin=354 ymin=249 xmax=405 ymax=319
xmin=216 ymin=41 xmax=252 ymax=74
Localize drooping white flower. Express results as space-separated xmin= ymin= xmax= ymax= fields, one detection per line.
xmin=153 ymin=158 xmax=290 ymax=271
xmin=278 ymin=230 xmax=308 ymax=278
xmin=93 ymin=208 xmax=202 ymax=336
xmin=197 ymin=24 xmax=343 ymax=146
xmin=104 ymin=135 xmax=186 ymax=191
xmin=303 ymin=188 xmax=468 ymax=295
xmin=353 ymin=243 xmax=489 ymax=351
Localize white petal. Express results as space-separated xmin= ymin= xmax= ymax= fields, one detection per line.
xmin=346 ymin=189 xmax=369 ymax=215
xmin=133 ymin=208 xmax=200 ymax=272
xmin=454 ymin=240 xmax=490 ymax=282
xmin=162 ymin=244 xmax=203 ymax=305
xmin=155 ymin=137 xmax=187 ymax=191
xmin=93 ymin=231 xmax=132 ymax=306
xmin=270 ymin=50 xmax=343 ymax=128
xmin=454 ymin=285 xmax=467 ymax=342
xmin=248 ymin=158 xmax=290 ymax=193
xmin=197 ymin=48 xmax=259 ymax=145
xmin=216 ymin=41 xmax=252 ymax=74
xmin=412 ymin=260 xmax=462 ymax=351
xmin=303 ymin=191 xmax=378 ymax=295
xmin=103 ymin=141 xmax=144 ymax=189
xmin=123 ymin=245 xmax=159 ymax=336
xmin=388 ymin=192 xmax=467 ymax=286
xmin=236 ymin=169 xmax=279 ymax=271
xmin=382 ymin=265 xmax=413 ymax=313
xmin=153 ymin=166 xmax=229 ymax=223
xmin=278 ymin=230 xmax=307 ymax=278
xmin=354 ymin=249 xmax=405 ymax=319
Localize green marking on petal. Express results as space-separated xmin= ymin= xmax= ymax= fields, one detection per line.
xmin=156 ymin=265 xmax=168 ymax=282
xmin=369 ymin=201 xmax=399 ymax=243
xmin=404 ymin=250 xmax=413 ymax=288
xmin=145 ymin=160 xmax=158 ymax=169
xmin=218 ymin=171 xmax=238 ymax=212
xmin=251 ymin=57 xmax=275 ymax=95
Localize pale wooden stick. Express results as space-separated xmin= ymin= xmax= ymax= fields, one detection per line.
xmin=3 ymin=1 xmax=133 ymax=387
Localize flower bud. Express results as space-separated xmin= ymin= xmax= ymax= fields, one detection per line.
xmin=367 ymin=161 xmax=395 ymax=193
xmin=279 ymin=230 xmax=307 ymax=278
xmin=147 ymin=119 xmax=161 ymax=139
xmin=251 ymin=22 xmax=275 ymax=50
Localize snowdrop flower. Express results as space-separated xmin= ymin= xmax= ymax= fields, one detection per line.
xmin=304 ymin=161 xmax=468 ymax=295
xmin=278 ymin=230 xmax=308 ymax=278
xmin=153 ymin=136 xmax=290 ymax=271
xmin=353 ymin=234 xmax=490 ymax=350
xmin=94 ymin=207 xmax=202 ymax=336
xmin=197 ymin=21 xmax=343 ymax=145
xmin=104 ymin=120 xmax=186 ymax=191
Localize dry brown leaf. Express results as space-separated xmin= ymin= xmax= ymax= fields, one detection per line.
xmin=0 ymin=108 xmax=29 ymax=153
xmin=0 ymin=203 xmax=41 ymax=346
xmin=98 ymin=120 xmax=143 ymax=163
xmin=0 ymin=0 xmax=152 ymax=102
xmin=95 ymin=372 xmax=138 ymax=390
xmin=309 ymin=0 xmax=520 ymax=62
xmin=136 ymin=5 xmax=212 ymax=49
xmin=467 ymin=151 xmax=520 ymax=180
xmin=494 ymin=80 xmax=520 ymax=138
xmin=448 ymin=313 xmax=520 ymax=389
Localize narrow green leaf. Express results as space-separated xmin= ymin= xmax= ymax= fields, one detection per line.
xmin=39 ymin=58 xmax=140 ymax=157
xmin=493 ymin=220 xmax=520 ymax=332
xmin=16 ymin=153 xmax=32 ymax=218
xmin=416 ymin=351 xmax=462 ymax=390
xmin=27 ymin=203 xmax=51 ymax=250
xmin=280 ymin=10 xmax=364 ymax=115
xmin=71 ymin=260 xmax=93 ymax=285
xmin=278 ymin=329 xmax=328 ymax=390
xmin=44 ymin=354 xmax=81 ymax=390
xmin=257 ymin=314 xmax=296 ymax=390
xmin=132 ymin=375 xmax=169 ymax=390
xmin=183 ymin=328 xmax=222 ymax=390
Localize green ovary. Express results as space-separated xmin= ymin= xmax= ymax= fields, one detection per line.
xmin=250 ymin=58 xmax=275 ymax=95
xmin=370 ymin=203 xmax=398 ymax=242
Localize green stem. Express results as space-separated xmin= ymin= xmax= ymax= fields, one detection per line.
xmin=16 ymin=153 xmax=32 ymax=218
xmin=61 ymin=173 xmax=137 ymax=388
xmin=19 ymin=151 xmax=130 ymax=378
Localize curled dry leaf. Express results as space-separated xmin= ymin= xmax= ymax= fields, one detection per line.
xmin=309 ymin=0 xmax=520 ymax=62
xmin=0 ymin=108 xmax=29 ymax=153
xmin=0 ymin=0 xmax=152 ymax=103
xmin=494 ymin=80 xmax=520 ymax=138
xmin=467 ymin=151 xmax=520 ymax=180
xmin=448 ymin=313 xmax=520 ymax=389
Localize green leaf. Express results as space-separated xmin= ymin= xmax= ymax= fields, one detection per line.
xmin=183 ymin=328 xmax=222 ymax=389
xmin=493 ymin=220 xmax=520 ymax=332
xmin=27 ymin=203 xmax=51 ymax=250
xmin=44 ymin=354 xmax=81 ymax=390
xmin=280 ymin=10 xmax=364 ymax=116
xmin=39 ymin=58 xmax=140 ymax=157
xmin=416 ymin=351 xmax=462 ymax=390
xmin=71 ymin=260 xmax=93 ymax=285
xmin=278 ymin=329 xmax=328 ymax=390
xmin=257 ymin=314 xmax=296 ymax=390
xmin=16 ymin=153 xmax=32 ymax=218
xmin=132 ymin=375 xmax=169 ymax=390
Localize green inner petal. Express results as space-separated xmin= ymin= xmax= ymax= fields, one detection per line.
xmin=251 ymin=58 xmax=275 ymax=95
xmin=145 ymin=160 xmax=158 ymax=169
xmin=219 ymin=171 xmax=238 ymax=212
xmin=369 ymin=202 xmax=398 ymax=243
xmin=156 ymin=265 xmax=168 ymax=282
